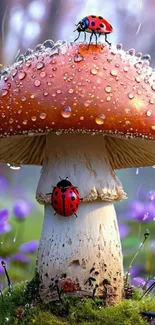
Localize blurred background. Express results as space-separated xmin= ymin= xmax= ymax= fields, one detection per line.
xmin=0 ymin=0 xmax=155 ymax=290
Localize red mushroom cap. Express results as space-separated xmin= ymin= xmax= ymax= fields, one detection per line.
xmin=0 ymin=40 xmax=155 ymax=168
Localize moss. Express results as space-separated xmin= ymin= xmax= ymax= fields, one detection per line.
xmin=0 ymin=280 xmax=155 ymax=325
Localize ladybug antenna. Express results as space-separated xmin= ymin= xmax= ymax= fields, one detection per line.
xmin=1 ymin=261 xmax=12 ymax=295
xmin=59 ymin=177 xmax=62 ymax=180
xmin=65 ymin=177 xmax=68 ymax=180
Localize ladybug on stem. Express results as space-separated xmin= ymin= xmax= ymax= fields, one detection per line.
xmin=47 ymin=177 xmax=81 ymax=217
xmin=74 ymin=15 xmax=113 ymax=47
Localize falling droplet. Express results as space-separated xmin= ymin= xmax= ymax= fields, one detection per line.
xmin=74 ymin=53 xmax=84 ymax=63
xmin=90 ymin=68 xmax=97 ymax=75
xmin=110 ymin=69 xmax=118 ymax=77
xmin=95 ymin=114 xmax=105 ymax=125
xmin=34 ymin=80 xmax=41 ymax=87
xmin=128 ymin=93 xmax=134 ymax=99
xmin=146 ymin=110 xmax=152 ymax=117
xmin=40 ymin=113 xmax=47 ymax=119
xmin=105 ymin=85 xmax=112 ymax=93
xmin=18 ymin=71 xmax=26 ymax=80
xmin=36 ymin=62 xmax=44 ymax=70
xmin=61 ymin=107 xmax=72 ymax=118
xmin=7 ymin=163 xmax=21 ymax=170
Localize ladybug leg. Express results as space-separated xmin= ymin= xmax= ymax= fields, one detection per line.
xmin=92 ymin=284 xmax=99 ymax=298
xmin=105 ymin=34 xmax=111 ymax=46
xmin=94 ymin=32 xmax=98 ymax=47
xmin=88 ymin=31 xmax=94 ymax=49
xmin=74 ymin=32 xmax=81 ymax=42
xmin=74 ymin=213 xmax=78 ymax=218
xmin=84 ymin=31 xmax=86 ymax=42
xmin=46 ymin=192 xmax=52 ymax=195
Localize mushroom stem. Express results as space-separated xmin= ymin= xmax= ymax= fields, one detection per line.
xmin=36 ymin=133 xmax=125 ymax=304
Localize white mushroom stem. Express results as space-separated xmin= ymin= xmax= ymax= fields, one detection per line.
xmin=36 ymin=133 xmax=126 ymax=303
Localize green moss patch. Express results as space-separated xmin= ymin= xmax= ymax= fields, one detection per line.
xmin=0 ymin=281 xmax=155 ymax=325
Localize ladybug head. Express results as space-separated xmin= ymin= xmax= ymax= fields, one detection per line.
xmin=57 ymin=179 xmax=72 ymax=189
xmin=75 ymin=17 xmax=89 ymax=32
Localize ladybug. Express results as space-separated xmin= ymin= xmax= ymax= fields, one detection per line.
xmin=47 ymin=178 xmax=81 ymax=217
xmin=74 ymin=15 xmax=113 ymax=47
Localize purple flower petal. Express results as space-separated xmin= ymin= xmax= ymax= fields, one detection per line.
xmin=131 ymin=277 xmax=145 ymax=287
xmin=119 ymin=224 xmax=130 ymax=239
xmin=11 ymin=253 xmax=30 ymax=263
xmin=0 ymin=209 xmax=9 ymax=224
xmin=13 ymin=199 xmax=33 ymax=220
xmin=130 ymin=265 xmax=145 ymax=277
xmin=20 ymin=240 xmax=39 ymax=253
xmin=0 ymin=222 xmax=11 ymax=234
xmin=127 ymin=200 xmax=155 ymax=222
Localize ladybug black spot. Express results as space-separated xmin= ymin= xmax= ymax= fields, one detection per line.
xmin=76 ymin=203 xmax=79 ymax=207
xmin=98 ymin=16 xmax=103 ymax=19
xmin=61 ymin=194 xmax=66 ymax=199
xmin=91 ymin=21 xmax=95 ymax=26
xmin=100 ymin=23 xmax=104 ymax=28
xmin=71 ymin=196 xmax=76 ymax=201
xmin=55 ymin=191 xmax=58 ymax=196
xmin=70 ymin=191 xmax=72 ymax=194
xmin=91 ymin=15 xmax=96 ymax=18
xmin=54 ymin=200 xmax=58 ymax=204
xmin=70 ymin=204 xmax=73 ymax=208
xmin=72 ymin=209 xmax=75 ymax=212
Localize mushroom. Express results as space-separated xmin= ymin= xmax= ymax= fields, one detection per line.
xmin=0 ymin=40 xmax=155 ymax=304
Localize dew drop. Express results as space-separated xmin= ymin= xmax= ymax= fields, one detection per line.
xmin=30 ymin=94 xmax=35 ymax=99
xmin=128 ymin=93 xmax=134 ymax=99
xmin=40 ymin=113 xmax=47 ymax=119
xmin=95 ymin=114 xmax=105 ymax=125
xmin=146 ymin=109 xmax=152 ymax=117
xmin=36 ymin=62 xmax=44 ymax=70
xmin=40 ymin=71 xmax=46 ymax=78
xmin=31 ymin=116 xmax=37 ymax=121
xmin=34 ymin=80 xmax=41 ymax=87
xmin=68 ymin=88 xmax=74 ymax=94
xmin=18 ymin=71 xmax=26 ymax=80
xmin=123 ymin=67 xmax=128 ymax=72
xmin=61 ymin=107 xmax=72 ymax=118
xmin=149 ymin=99 xmax=155 ymax=104
xmin=23 ymin=120 xmax=27 ymax=125
xmin=12 ymin=69 xmax=17 ymax=77
xmin=7 ymin=163 xmax=21 ymax=170
xmin=135 ymin=76 xmax=141 ymax=83
xmin=151 ymin=125 xmax=155 ymax=130
xmin=74 ymin=53 xmax=84 ymax=63
xmin=106 ymin=96 xmax=111 ymax=102
xmin=90 ymin=68 xmax=97 ymax=75
xmin=151 ymin=85 xmax=155 ymax=91
xmin=110 ymin=69 xmax=118 ymax=77
xmin=9 ymin=118 xmax=14 ymax=124
xmin=1 ymin=89 xmax=8 ymax=97
xmin=43 ymin=91 xmax=49 ymax=97
xmin=56 ymin=89 xmax=62 ymax=94
xmin=21 ymin=96 xmax=26 ymax=102
xmin=105 ymin=85 xmax=112 ymax=93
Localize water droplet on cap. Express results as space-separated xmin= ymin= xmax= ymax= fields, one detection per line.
xmin=40 ymin=113 xmax=46 ymax=119
xmin=61 ymin=107 xmax=72 ymax=118
xmin=74 ymin=53 xmax=84 ymax=63
xmin=110 ymin=69 xmax=118 ymax=77
xmin=149 ymin=99 xmax=155 ymax=104
xmin=31 ymin=116 xmax=37 ymax=121
xmin=1 ymin=89 xmax=8 ymax=97
xmin=21 ymin=96 xmax=26 ymax=102
xmin=36 ymin=62 xmax=44 ymax=70
xmin=146 ymin=109 xmax=152 ymax=117
xmin=34 ymin=80 xmax=41 ymax=87
xmin=90 ymin=68 xmax=97 ymax=75
xmin=105 ymin=85 xmax=112 ymax=93
xmin=18 ymin=71 xmax=26 ymax=80
xmin=68 ymin=88 xmax=74 ymax=94
xmin=95 ymin=114 xmax=105 ymax=125
xmin=128 ymin=93 xmax=134 ymax=99
xmin=43 ymin=91 xmax=49 ymax=97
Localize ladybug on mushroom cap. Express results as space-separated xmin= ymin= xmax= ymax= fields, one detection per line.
xmin=74 ymin=15 xmax=113 ymax=47
xmin=47 ymin=178 xmax=81 ymax=217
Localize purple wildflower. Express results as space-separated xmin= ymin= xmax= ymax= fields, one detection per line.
xmin=20 ymin=240 xmax=39 ymax=253
xmin=0 ymin=209 xmax=11 ymax=234
xmin=127 ymin=200 xmax=155 ymax=222
xmin=118 ymin=223 xmax=130 ymax=239
xmin=13 ymin=199 xmax=33 ymax=220
xmin=131 ymin=277 xmax=145 ymax=287
xmin=11 ymin=253 xmax=30 ymax=264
